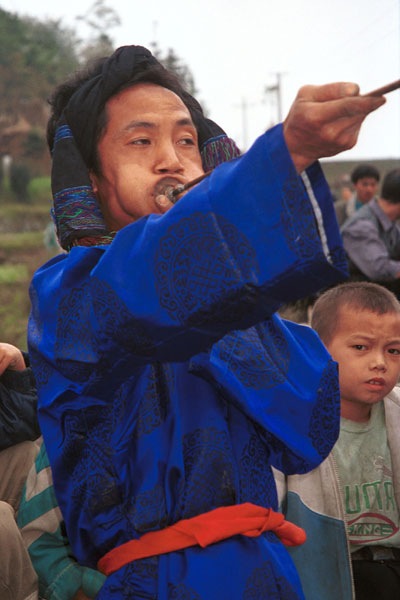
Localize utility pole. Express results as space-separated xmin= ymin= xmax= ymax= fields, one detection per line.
xmin=265 ymin=72 xmax=285 ymax=124
xmin=150 ymin=20 xmax=160 ymax=56
xmin=240 ymin=97 xmax=248 ymax=150
xmin=234 ymin=97 xmax=257 ymax=150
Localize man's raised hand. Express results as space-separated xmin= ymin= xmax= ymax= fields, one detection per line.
xmin=283 ymin=82 xmax=385 ymax=173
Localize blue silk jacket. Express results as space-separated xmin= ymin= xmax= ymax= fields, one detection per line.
xmin=29 ymin=125 xmax=347 ymax=599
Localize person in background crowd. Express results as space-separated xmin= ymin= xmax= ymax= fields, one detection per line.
xmin=275 ymin=282 xmax=400 ymax=600
xmin=335 ymin=163 xmax=380 ymax=225
xmin=18 ymin=439 xmax=106 ymax=600
xmin=341 ymin=169 xmax=400 ymax=297
xmin=0 ymin=341 xmax=40 ymax=600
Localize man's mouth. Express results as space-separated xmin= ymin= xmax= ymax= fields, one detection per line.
xmin=153 ymin=177 xmax=183 ymax=199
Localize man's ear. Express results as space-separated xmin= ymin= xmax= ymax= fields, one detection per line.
xmin=89 ymin=170 xmax=99 ymax=194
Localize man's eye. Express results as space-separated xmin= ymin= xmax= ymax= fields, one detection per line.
xmin=178 ymin=137 xmax=196 ymax=146
xmin=388 ymin=348 xmax=400 ymax=355
xmin=353 ymin=344 xmax=366 ymax=351
xmin=130 ymin=138 xmax=150 ymax=145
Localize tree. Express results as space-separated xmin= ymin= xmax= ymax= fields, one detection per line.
xmin=0 ymin=9 xmax=82 ymax=174
xmin=24 ymin=129 xmax=46 ymax=158
xmin=0 ymin=9 xmax=79 ymax=119
xmin=76 ymin=0 xmax=120 ymax=63
xmin=9 ymin=163 xmax=31 ymax=203
xmin=150 ymin=43 xmax=198 ymax=97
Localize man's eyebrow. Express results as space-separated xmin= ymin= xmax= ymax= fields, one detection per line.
xmin=118 ymin=118 xmax=196 ymax=137
xmin=176 ymin=118 xmax=196 ymax=128
xmin=122 ymin=120 xmax=156 ymax=132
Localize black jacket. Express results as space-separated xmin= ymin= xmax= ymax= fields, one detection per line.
xmin=0 ymin=353 xmax=41 ymax=450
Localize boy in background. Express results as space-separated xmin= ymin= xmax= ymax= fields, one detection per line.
xmin=275 ymin=282 xmax=400 ymax=600
xmin=18 ymin=440 xmax=106 ymax=600
xmin=335 ymin=164 xmax=380 ymax=226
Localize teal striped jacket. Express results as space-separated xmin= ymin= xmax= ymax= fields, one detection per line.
xmin=17 ymin=440 xmax=106 ymax=600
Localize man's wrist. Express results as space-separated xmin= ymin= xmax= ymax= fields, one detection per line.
xmin=287 ymin=152 xmax=312 ymax=174
xmin=282 ymin=123 xmax=314 ymax=173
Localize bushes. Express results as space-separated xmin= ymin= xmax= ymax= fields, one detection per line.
xmin=0 ymin=171 xmax=50 ymax=205
xmin=27 ymin=176 xmax=51 ymax=203
xmin=9 ymin=163 xmax=31 ymax=202
xmin=24 ymin=129 xmax=46 ymax=158
xmin=0 ymin=264 xmax=29 ymax=284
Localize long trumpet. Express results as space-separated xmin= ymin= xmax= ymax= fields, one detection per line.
xmin=164 ymin=78 xmax=400 ymax=205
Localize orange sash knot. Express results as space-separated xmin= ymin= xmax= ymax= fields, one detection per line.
xmin=98 ymin=502 xmax=306 ymax=576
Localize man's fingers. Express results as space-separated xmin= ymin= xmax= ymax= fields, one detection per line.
xmin=284 ymin=80 xmax=386 ymax=171
xmin=301 ymin=94 xmax=385 ymax=127
xmin=337 ymin=94 xmax=386 ymax=118
xmin=297 ymin=82 xmax=360 ymax=102
xmin=318 ymin=119 xmax=364 ymax=155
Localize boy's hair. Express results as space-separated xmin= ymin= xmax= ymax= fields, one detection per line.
xmin=382 ymin=168 xmax=400 ymax=204
xmin=351 ymin=164 xmax=380 ymax=184
xmin=311 ymin=282 xmax=400 ymax=345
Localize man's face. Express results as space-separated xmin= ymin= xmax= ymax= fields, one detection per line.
xmin=354 ymin=177 xmax=378 ymax=204
xmin=325 ymin=307 xmax=400 ymax=422
xmin=90 ymin=83 xmax=204 ymax=230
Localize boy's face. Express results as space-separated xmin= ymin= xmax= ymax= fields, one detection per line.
xmin=354 ymin=176 xmax=378 ymax=204
xmin=325 ymin=307 xmax=400 ymax=422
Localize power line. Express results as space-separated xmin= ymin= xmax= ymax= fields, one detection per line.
xmin=233 ymin=97 xmax=258 ymax=150
xmin=265 ymin=72 xmax=286 ymax=124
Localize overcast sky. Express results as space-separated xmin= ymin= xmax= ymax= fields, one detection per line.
xmin=2 ymin=0 xmax=400 ymax=160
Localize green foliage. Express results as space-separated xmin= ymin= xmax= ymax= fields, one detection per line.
xmin=24 ymin=129 xmax=46 ymax=158
xmin=0 ymin=205 xmax=50 ymax=236
xmin=80 ymin=33 xmax=115 ymax=64
xmin=76 ymin=0 xmax=120 ymax=63
xmin=0 ymin=9 xmax=80 ymax=115
xmin=28 ymin=176 xmax=51 ymax=203
xmin=0 ymin=233 xmax=55 ymax=350
xmin=76 ymin=0 xmax=121 ymax=34
xmin=0 ymin=203 xmax=49 ymax=220
xmin=151 ymin=43 xmax=198 ymax=96
xmin=9 ymin=163 xmax=31 ymax=202
xmin=0 ymin=175 xmax=50 ymax=205
xmin=164 ymin=48 xmax=198 ymax=96
xmin=0 ymin=264 xmax=28 ymax=284
xmin=1 ymin=231 xmax=44 ymax=250
xmin=0 ymin=283 xmax=31 ymax=350
xmin=0 ymin=10 xmax=27 ymax=114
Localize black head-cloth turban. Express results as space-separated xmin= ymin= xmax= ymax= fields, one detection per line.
xmin=51 ymin=45 xmax=241 ymax=250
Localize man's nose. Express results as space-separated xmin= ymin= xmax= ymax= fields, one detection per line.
xmin=154 ymin=141 xmax=183 ymax=173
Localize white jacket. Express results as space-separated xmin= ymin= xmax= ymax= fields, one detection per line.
xmin=274 ymin=386 xmax=400 ymax=600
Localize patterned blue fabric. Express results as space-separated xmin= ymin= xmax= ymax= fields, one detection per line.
xmin=28 ymin=125 xmax=347 ymax=599
xmin=53 ymin=124 xmax=73 ymax=145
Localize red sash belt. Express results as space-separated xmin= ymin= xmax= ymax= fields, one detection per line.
xmin=98 ymin=502 xmax=306 ymax=576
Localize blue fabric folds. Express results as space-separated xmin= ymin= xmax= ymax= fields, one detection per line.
xmin=29 ymin=125 xmax=347 ymax=599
